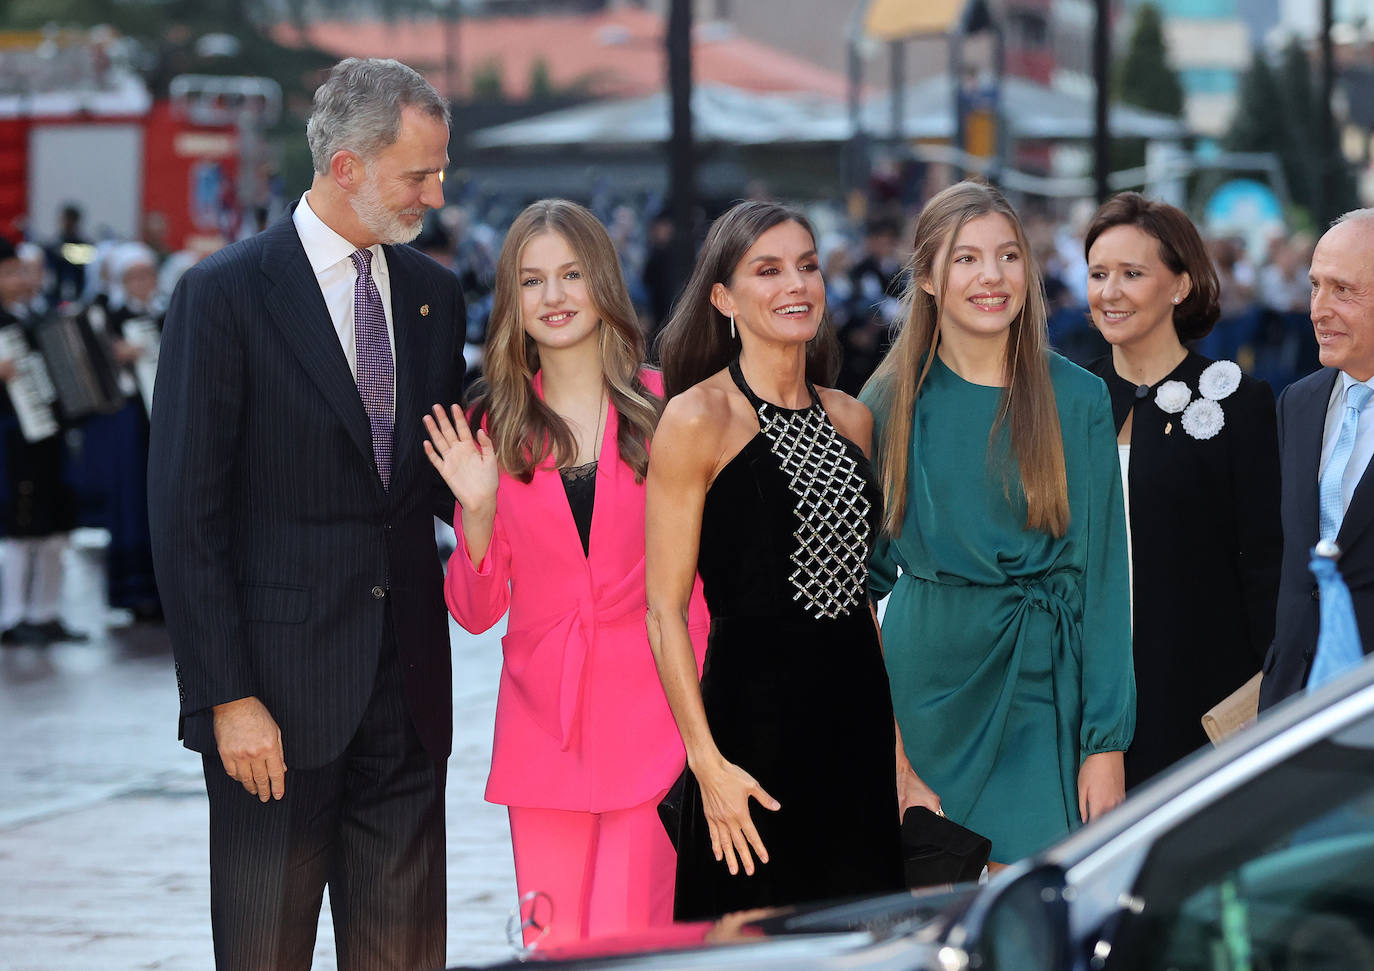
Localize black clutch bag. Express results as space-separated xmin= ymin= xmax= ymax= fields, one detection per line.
xmin=900 ymin=806 xmax=992 ymax=888
xmin=657 ymin=769 xmax=688 ymax=851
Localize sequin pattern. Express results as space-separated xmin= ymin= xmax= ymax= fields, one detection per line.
xmin=755 ymin=402 xmax=873 ymax=619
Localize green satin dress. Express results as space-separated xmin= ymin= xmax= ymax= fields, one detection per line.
xmin=863 ymin=353 xmax=1135 ymax=863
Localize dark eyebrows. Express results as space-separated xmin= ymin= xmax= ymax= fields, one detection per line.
xmin=748 ymin=249 xmax=819 ymax=264
xmin=1088 ymin=259 xmax=1148 ymax=272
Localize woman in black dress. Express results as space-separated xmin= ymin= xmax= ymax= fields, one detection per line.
xmin=1084 ymin=193 xmax=1281 ymax=787
xmin=645 ymin=201 xmax=936 ymax=920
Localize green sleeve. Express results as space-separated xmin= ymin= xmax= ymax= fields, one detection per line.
xmin=1078 ymin=379 xmax=1136 ymax=757
xmin=869 ymin=532 xmax=899 ymax=604
xmin=861 ymin=383 xmax=900 ymax=604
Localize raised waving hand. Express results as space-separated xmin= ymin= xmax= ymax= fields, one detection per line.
xmin=424 ymin=404 xmax=501 ymax=565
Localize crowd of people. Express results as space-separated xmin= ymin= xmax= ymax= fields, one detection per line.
xmin=4 ymin=52 xmax=1370 ymax=969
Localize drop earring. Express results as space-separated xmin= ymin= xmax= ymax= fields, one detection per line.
xmin=729 ymin=310 xmax=736 ymax=340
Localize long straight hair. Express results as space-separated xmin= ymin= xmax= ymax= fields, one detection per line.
xmin=657 ymin=200 xmax=840 ymax=399
xmin=864 ymin=181 xmax=1069 ymax=537
xmin=467 ymin=199 xmax=661 ymax=482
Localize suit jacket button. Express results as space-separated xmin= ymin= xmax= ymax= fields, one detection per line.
xmin=1312 ymin=586 xmax=1321 ymax=601
xmin=371 ymin=585 xmax=386 ymax=599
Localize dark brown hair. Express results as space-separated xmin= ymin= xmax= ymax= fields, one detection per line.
xmin=1084 ymin=192 xmax=1221 ymax=342
xmin=864 ymin=180 xmax=1069 ymax=537
xmin=657 ymin=200 xmax=840 ymax=399
xmin=467 ymin=199 xmax=661 ymax=483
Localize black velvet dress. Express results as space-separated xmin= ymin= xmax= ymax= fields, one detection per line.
xmin=672 ymin=360 xmax=904 ymax=921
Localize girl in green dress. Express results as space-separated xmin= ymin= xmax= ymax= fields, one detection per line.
xmin=861 ymin=181 xmax=1135 ymax=862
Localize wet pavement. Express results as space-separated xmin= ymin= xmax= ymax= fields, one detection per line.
xmin=0 ymin=536 xmax=519 ymax=969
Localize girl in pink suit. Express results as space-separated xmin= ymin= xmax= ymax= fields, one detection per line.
xmin=424 ymin=199 xmax=709 ymax=950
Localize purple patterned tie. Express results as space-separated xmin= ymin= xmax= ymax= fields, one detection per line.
xmin=350 ymin=248 xmax=394 ymax=490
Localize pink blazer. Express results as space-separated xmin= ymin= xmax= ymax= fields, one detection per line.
xmin=446 ymin=369 xmax=709 ymax=812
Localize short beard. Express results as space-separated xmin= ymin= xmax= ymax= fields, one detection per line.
xmin=349 ymin=169 xmax=425 ymax=245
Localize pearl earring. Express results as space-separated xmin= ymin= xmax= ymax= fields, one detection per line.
xmin=1172 ymin=296 xmax=1180 ymax=304
xmin=729 ymin=310 xmax=736 ymax=340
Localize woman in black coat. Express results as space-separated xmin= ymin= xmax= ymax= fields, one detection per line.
xmin=1084 ymin=193 xmax=1281 ymax=788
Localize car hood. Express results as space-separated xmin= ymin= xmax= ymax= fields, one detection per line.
xmin=454 ymin=884 xmax=982 ymax=969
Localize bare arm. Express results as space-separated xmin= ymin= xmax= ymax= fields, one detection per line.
xmin=645 ymin=393 xmax=779 ymax=877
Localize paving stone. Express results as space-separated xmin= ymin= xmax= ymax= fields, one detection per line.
xmin=0 ymin=546 xmax=520 ymax=969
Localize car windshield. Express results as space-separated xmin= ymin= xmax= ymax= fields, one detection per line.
xmin=1105 ymin=711 xmax=1374 ymax=970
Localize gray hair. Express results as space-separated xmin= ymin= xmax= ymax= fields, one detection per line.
xmin=306 ymin=58 xmax=450 ymax=175
xmin=1333 ymin=208 xmax=1374 ymax=229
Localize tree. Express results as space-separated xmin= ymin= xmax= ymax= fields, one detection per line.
xmin=1111 ymin=3 xmax=1185 ymax=174
xmin=1225 ymin=42 xmax=1358 ymax=223
xmin=529 ymin=58 xmax=553 ymax=101
xmin=1114 ymin=3 xmax=1185 ymax=119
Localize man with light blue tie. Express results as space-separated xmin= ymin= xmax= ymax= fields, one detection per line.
xmin=1261 ymin=210 xmax=1374 ymax=710
xmin=149 ymin=58 xmax=465 ymax=969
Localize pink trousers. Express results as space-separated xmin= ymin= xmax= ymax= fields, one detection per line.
xmin=507 ymin=792 xmax=676 ymax=949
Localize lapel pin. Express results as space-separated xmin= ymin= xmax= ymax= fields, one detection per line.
xmin=1164 ymin=421 xmax=1173 ymax=435
xmin=420 ymin=304 xmax=430 ymax=316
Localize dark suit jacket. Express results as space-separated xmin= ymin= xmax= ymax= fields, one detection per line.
xmin=148 ymin=213 xmax=465 ymax=769
xmin=1260 ymin=366 xmax=1374 ymax=710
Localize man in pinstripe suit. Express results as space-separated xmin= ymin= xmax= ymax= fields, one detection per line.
xmin=149 ymin=59 xmax=465 ymax=970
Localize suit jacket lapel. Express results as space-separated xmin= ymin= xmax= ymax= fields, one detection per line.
xmin=259 ymin=217 xmax=375 ymax=471
xmin=385 ymin=246 xmax=429 ymax=487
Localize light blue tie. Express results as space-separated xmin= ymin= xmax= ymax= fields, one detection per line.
xmin=1319 ymin=382 xmax=1374 ymax=542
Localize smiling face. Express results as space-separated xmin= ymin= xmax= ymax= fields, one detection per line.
xmin=1310 ymin=219 xmax=1374 ymax=380
xmin=711 ymin=219 xmax=825 ymax=347
xmin=518 ymin=230 xmax=602 ymax=352
xmin=923 ymin=211 xmax=1026 ymax=345
xmin=1087 ymin=223 xmax=1190 ymax=352
xmin=348 ymin=106 xmax=449 ymax=246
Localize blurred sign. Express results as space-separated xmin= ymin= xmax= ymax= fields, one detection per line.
xmin=1204 ymin=179 xmax=1284 ymax=257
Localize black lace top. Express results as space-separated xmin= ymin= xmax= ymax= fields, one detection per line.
xmin=560 ymin=460 xmax=597 ymax=556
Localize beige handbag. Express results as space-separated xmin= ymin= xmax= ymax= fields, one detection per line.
xmin=1201 ymin=672 xmax=1263 ymax=744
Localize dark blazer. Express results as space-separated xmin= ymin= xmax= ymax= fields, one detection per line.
xmin=1091 ymin=353 xmax=1281 ymax=783
xmin=148 ymin=213 xmax=465 ymax=768
xmin=1260 ymin=366 xmax=1374 ymax=710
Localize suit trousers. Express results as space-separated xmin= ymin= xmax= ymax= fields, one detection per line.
xmin=507 ymin=790 xmax=676 ymax=950
xmin=203 ymin=636 xmax=446 ymax=971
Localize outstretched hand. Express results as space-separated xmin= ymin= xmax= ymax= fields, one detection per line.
xmin=694 ymin=756 xmax=781 ymax=877
xmin=423 ymin=404 xmax=499 ymax=513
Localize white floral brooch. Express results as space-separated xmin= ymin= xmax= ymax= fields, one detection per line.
xmin=1153 ymin=360 xmax=1241 ymax=440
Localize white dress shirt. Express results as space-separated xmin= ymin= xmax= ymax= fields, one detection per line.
xmin=292 ymin=192 xmax=396 ymax=395
xmin=1319 ymin=371 xmax=1374 ymax=523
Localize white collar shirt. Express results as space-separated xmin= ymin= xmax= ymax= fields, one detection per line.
xmin=1320 ymin=370 xmax=1374 ymax=523
xmin=292 ymin=192 xmax=396 ymax=395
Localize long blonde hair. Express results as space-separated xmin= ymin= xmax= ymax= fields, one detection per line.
xmin=864 ymin=181 xmax=1068 ymax=537
xmin=467 ymin=199 xmax=661 ymax=482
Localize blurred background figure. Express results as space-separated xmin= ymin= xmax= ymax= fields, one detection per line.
xmin=837 ymin=216 xmax=905 ymax=394
xmin=44 ymin=204 xmax=93 ymax=307
xmin=77 ymin=241 xmax=164 ymax=622
xmin=0 ymin=236 xmax=84 ymax=646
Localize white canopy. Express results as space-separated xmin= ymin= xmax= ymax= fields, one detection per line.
xmin=469 ymin=77 xmax=1188 ymax=150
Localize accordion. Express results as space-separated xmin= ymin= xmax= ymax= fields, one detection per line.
xmin=34 ymin=307 xmax=127 ymax=422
